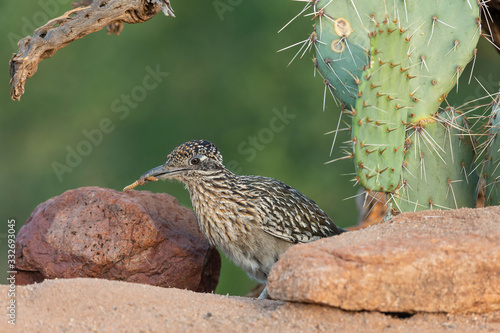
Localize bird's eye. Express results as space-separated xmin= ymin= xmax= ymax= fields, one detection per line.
xmin=190 ymin=157 xmax=200 ymax=165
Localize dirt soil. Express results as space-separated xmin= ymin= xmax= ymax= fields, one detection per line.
xmin=1 ymin=278 xmax=499 ymax=332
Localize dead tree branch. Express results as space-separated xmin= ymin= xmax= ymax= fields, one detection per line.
xmin=9 ymin=0 xmax=173 ymax=101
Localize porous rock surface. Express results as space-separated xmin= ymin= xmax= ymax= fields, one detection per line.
xmin=1 ymin=278 xmax=499 ymax=332
xmin=15 ymin=186 xmax=220 ymax=292
xmin=268 ymin=206 xmax=500 ymax=314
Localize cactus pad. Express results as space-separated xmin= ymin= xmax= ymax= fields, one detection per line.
xmin=390 ymin=109 xmax=478 ymax=212
xmin=352 ymin=19 xmax=410 ymax=191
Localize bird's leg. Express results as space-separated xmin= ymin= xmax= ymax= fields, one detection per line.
xmin=257 ymin=285 xmax=269 ymax=299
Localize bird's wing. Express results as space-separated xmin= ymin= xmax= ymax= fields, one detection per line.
xmin=238 ymin=176 xmax=344 ymax=244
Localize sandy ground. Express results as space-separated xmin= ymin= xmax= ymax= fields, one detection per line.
xmin=1 ymin=278 xmax=499 ymax=332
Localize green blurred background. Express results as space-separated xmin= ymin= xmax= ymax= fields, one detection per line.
xmin=0 ymin=1 xmax=499 ymax=296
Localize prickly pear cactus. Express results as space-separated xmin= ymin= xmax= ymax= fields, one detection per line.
xmin=314 ymin=0 xmax=480 ymax=192
xmin=485 ymin=95 xmax=500 ymax=205
xmin=391 ymin=109 xmax=478 ymax=212
xmin=314 ymin=0 xmax=480 ymax=110
xmin=287 ymin=0 xmax=485 ymax=213
xmin=352 ymin=19 xmax=410 ymax=192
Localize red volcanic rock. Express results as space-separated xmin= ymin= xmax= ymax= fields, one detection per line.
xmin=268 ymin=206 xmax=500 ymax=314
xmin=15 ymin=187 xmax=220 ymax=292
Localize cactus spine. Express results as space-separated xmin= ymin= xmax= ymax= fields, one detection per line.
xmin=485 ymin=95 xmax=500 ymax=205
xmin=391 ymin=109 xmax=478 ymax=212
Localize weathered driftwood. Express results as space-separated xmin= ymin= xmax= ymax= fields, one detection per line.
xmin=9 ymin=0 xmax=173 ymax=101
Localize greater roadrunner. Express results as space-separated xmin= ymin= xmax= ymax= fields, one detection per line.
xmin=124 ymin=140 xmax=346 ymax=298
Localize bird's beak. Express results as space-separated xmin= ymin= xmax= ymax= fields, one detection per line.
xmin=123 ymin=162 xmax=187 ymax=191
xmin=140 ymin=163 xmax=187 ymax=180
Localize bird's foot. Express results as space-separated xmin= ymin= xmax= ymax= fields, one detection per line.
xmin=257 ymin=286 xmax=269 ymax=300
